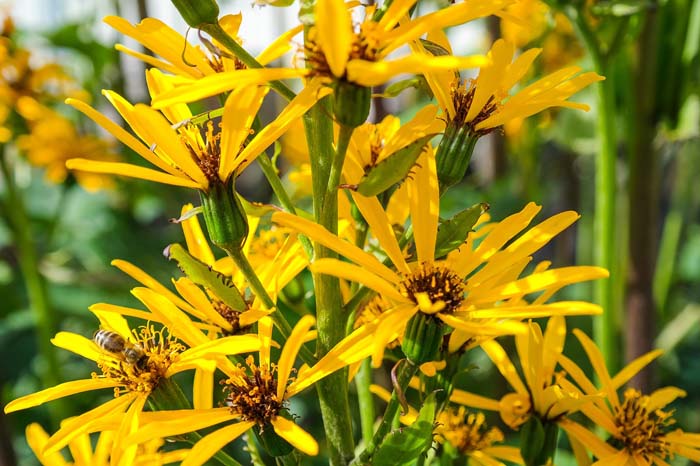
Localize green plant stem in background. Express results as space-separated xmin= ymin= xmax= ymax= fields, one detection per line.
xmin=567 ymin=7 xmax=620 ymax=373
xmin=356 ymin=358 xmax=376 ymax=445
xmin=256 ymin=151 xmax=313 ymax=258
xmin=355 ymin=360 xmax=418 ymax=465
xmin=309 ymin=124 xmax=356 ymax=465
xmin=201 ymin=22 xmax=296 ymax=102
xmin=224 ymin=246 xmax=316 ymax=366
xmin=0 ymin=149 xmax=67 ymax=427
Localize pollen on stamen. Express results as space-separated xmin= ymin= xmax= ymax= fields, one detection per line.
xmin=92 ymin=325 xmax=184 ymax=397
xmin=355 ymin=296 xmax=399 ymax=349
xmin=222 ymin=356 xmax=288 ymax=426
xmin=182 ymin=120 xmax=222 ymax=183
xmin=212 ymin=298 xmax=244 ymax=335
xmin=437 ymin=407 xmax=505 ymax=454
xmin=450 ymin=81 xmax=499 ymax=135
xmin=400 ymin=263 xmax=465 ymax=315
xmin=613 ymin=388 xmax=675 ymax=461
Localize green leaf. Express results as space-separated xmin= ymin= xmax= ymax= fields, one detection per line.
xmin=373 ymin=392 xmax=438 ymax=466
xmin=164 ymin=243 xmax=247 ymax=310
xmin=435 ymin=203 xmax=488 ymax=258
xmin=357 ymin=135 xmax=437 ymax=197
xmin=375 ymin=77 xmax=431 ymax=99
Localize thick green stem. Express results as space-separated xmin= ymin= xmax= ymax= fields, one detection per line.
xmin=355 ymin=360 xmax=417 ymax=465
xmin=310 ymin=124 xmax=356 ymax=465
xmin=356 ymin=358 xmax=376 ymax=445
xmin=256 ymin=153 xmax=313 ymax=257
xmin=568 ymin=7 xmax=619 ymax=374
xmin=0 ymin=150 xmax=66 ymax=427
xmin=200 ymin=23 xmax=296 ymax=102
xmin=224 ymin=246 xmax=315 ymax=366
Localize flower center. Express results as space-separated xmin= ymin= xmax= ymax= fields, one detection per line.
xmin=613 ymin=389 xmax=675 ymax=461
xmin=222 ymin=356 xmax=287 ymax=425
xmin=450 ymin=80 xmax=499 ymax=135
xmin=183 ymin=120 xmax=222 ymax=183
xmin=437 ymin=408 xmax=504 ymax=454
xmin=212 ymin=298 xmax=244 ymax=335
xmin=94 ymin=325 xmax=184 ymax=397
xmin=400 ymin=263 xmax=465 ymax=314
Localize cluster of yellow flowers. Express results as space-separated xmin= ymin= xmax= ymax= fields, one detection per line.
xmin=5 ymin=1 xmax=700 ymax=466
xmin=0 ymin=17 xmax=118 ymax=190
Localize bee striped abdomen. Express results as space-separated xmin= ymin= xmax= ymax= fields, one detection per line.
xmin=93 ymin=329 xmax=127 ymax=353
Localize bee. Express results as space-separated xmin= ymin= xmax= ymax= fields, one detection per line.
xmin=93 ymin=329 xmax=147 ymax=368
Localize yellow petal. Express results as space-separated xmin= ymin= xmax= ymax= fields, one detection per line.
xmin=271 ymin=416 xmax=319 ymax=456
xmin=309 ymin=259 xmax=406 ymax=303
xmin=219 ymin=86 xmax=269 ymax=181
xmin=466 ymin=302 xmax=603 ymax=319
xmin=170 ymin=335 xmax=261 ymax=374
xmin=610 ymin=349 xmax=663 ymax=390
xmin=182 ymin=421 xmax=256 ymax=466
xmin=315 ymin=0 xmax=353 ymax=77
xmin=437 ymin=313 xmax=527 ymax=336
xmin=560 ymin=419 xmax=619 ymax=460
xmin=346 ymin=54 xmax=487 ymax=87
xmin=234 ymin=80 xmax=332 ymax=174
xmin=132 ymin=287 xmax=207 ymax=347
xmin=43 ymin=394 xmax=136 ymax=454
xmin=5 ymin=378 xmax=118 ymax=413
xmin=180 ymin=203 xmax=216 ymax=265
xmin=151 ymin=68 xmax=308 ymax=108
xmin=112 ymin=394 xmax=147 ymax=466
xmin=481 ymin=339 xmax=528 ymax=395
xmin=172 ymin=277 xmax=233 ymax=331
xmin=572 ymin=329 xmax=618 ymax=407
xmin=126 ymin=407 xmax=233 ymax=446
xmin=194 ymin=365 xmax=215 ymax=410
xmin=351 ymin=192 xmax=410 ymax=274
xmin=277 ymin=315 xmax=316 ymax=399
xmin=89 ymin=302 xmax=154 ymax=323
xmin=258 ymin=316 xmax=274 ymax=369
xmin=647 ymin=386 xmax=686 ymax=411
xmin=116 ymin=44 xmax=183 ymax=77
xmin=257 ymin=24 xmax=303 ymax=66
xmin=51 ymin=331 xmax=102 ymax=363
xmin=65 ymin=159 xmax=200 ymax=189
xmin=450 ymin=389 xmax=501 ymax=411
xmin=26 ymin=424 xmax=69 ymax=466
xmin=111 ymin=259 xmax=197 ymax=315
xmin=273 ymin=211 xmax=401 ymax=285
xmin=408 ymin=148 xmax=439 ymax=263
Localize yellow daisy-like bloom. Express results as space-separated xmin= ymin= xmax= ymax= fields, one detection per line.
xmin=65 ymin=68 xmax=329 ymax=191
xmin=124 ymin=315 xmax=380 ymax=465
xmin=450 ymin=317 xmax=595 ymax=430
xmin=371 ymin=385 xmax=522 ymax=465
xmin=104 ymin=13 xmax=299 ymax=79
xmin=306 ymin=0 xmax=511 ymax=87
xmin=274 ymin=146 xmax=608 ymax=366
xmin=15 ymin=104 xmax=119 ymax=191
xmin=559 ymin=330 xmax=700 ymax=465
xmin=424 ymin=38 xmax=604 ymax=134
xmin=25 ymin=422 xmax=188 ymax=466
xmin=4 ymin=309 xmax=260 ymax=465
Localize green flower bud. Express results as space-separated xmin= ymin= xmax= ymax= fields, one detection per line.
xmin=401 ymin=312 xmax=444 ymax=365
xmin=170 ymin=0 xmax=219 ymax=28
xmin=520 ymin=416 xmax=559 ymax=466
xmin=435 ymin=120 xmax=479 ymax=194
xmin=334 ymin=80 xmax=371 ymax=128
xmin=199 ymin=180 xmax=248 ymax=253
xmin=254 ymin=420 xmax=294 ymax=457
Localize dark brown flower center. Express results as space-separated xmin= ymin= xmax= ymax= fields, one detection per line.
xmin=222 ymin=356 xmax=286 ymax=425
xmin=400 ymin=263 xmax=465 ymax=314
xmin=450 ymin=81 xmax=498 ymax=135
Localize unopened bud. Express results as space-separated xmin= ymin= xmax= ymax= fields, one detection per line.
xmin=401 ymin=312 xmax=444 ymax=365
xmin=170 ymin=0 xmax=219 ymax=28
xmin=334 ymin=80 xmax=371 ymax=128
xmin=200 ymin=180 xmax=249 ymax=252
xmin=435 ymin=121 xmax=478 ymax=194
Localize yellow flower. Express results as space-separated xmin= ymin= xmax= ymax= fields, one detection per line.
xmin=501 ymin=0 xmax=550 ymax=48
xmin=105 ymin=13 xmax=299 ymax=79
xmin=16 ymin=104 xmax=119 ymax=191
xmin=274 ymin=146 xmax=608 ymax=366
xmin=4 ymin=309 xmax=260 ymax=465
xmin=424 ymin=38 xmax=603 ymax=134
xmin=306 ymin=0 xmax=509 ymax=87
xmin=559 ymin=330 xmax=700 ymax=465
xmin=371 ymin=384 xmax=522 ymax=465
xmin=65 ymin=70 xmax=330 ymax=191
xmin=450 ymin=317 xmax=596 ymax=430
xmin=124 ymin=315 xmax=380 ymax=465
xmin=25 ymin=421 xmax=188 ymax=466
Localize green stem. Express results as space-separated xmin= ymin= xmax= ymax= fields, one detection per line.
xmin=568 ymin=7 xmax=619 ymax=374
xmin=224 ymin=246 xmax=315 ymax=365
xmin=200 ymin=23 xmax=296 ymax=102
xmin=355 ymin=360 xmax=417 ymax=465
xmin=356 ymin=358 xmax=376 ymax=446
xmin=256 ymin=153 xmax=313 ymax=257
xmin=0 ymin=149 xmax=66 ymax=427
xmin=310 ymin=124 xmax=356 ymax=465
